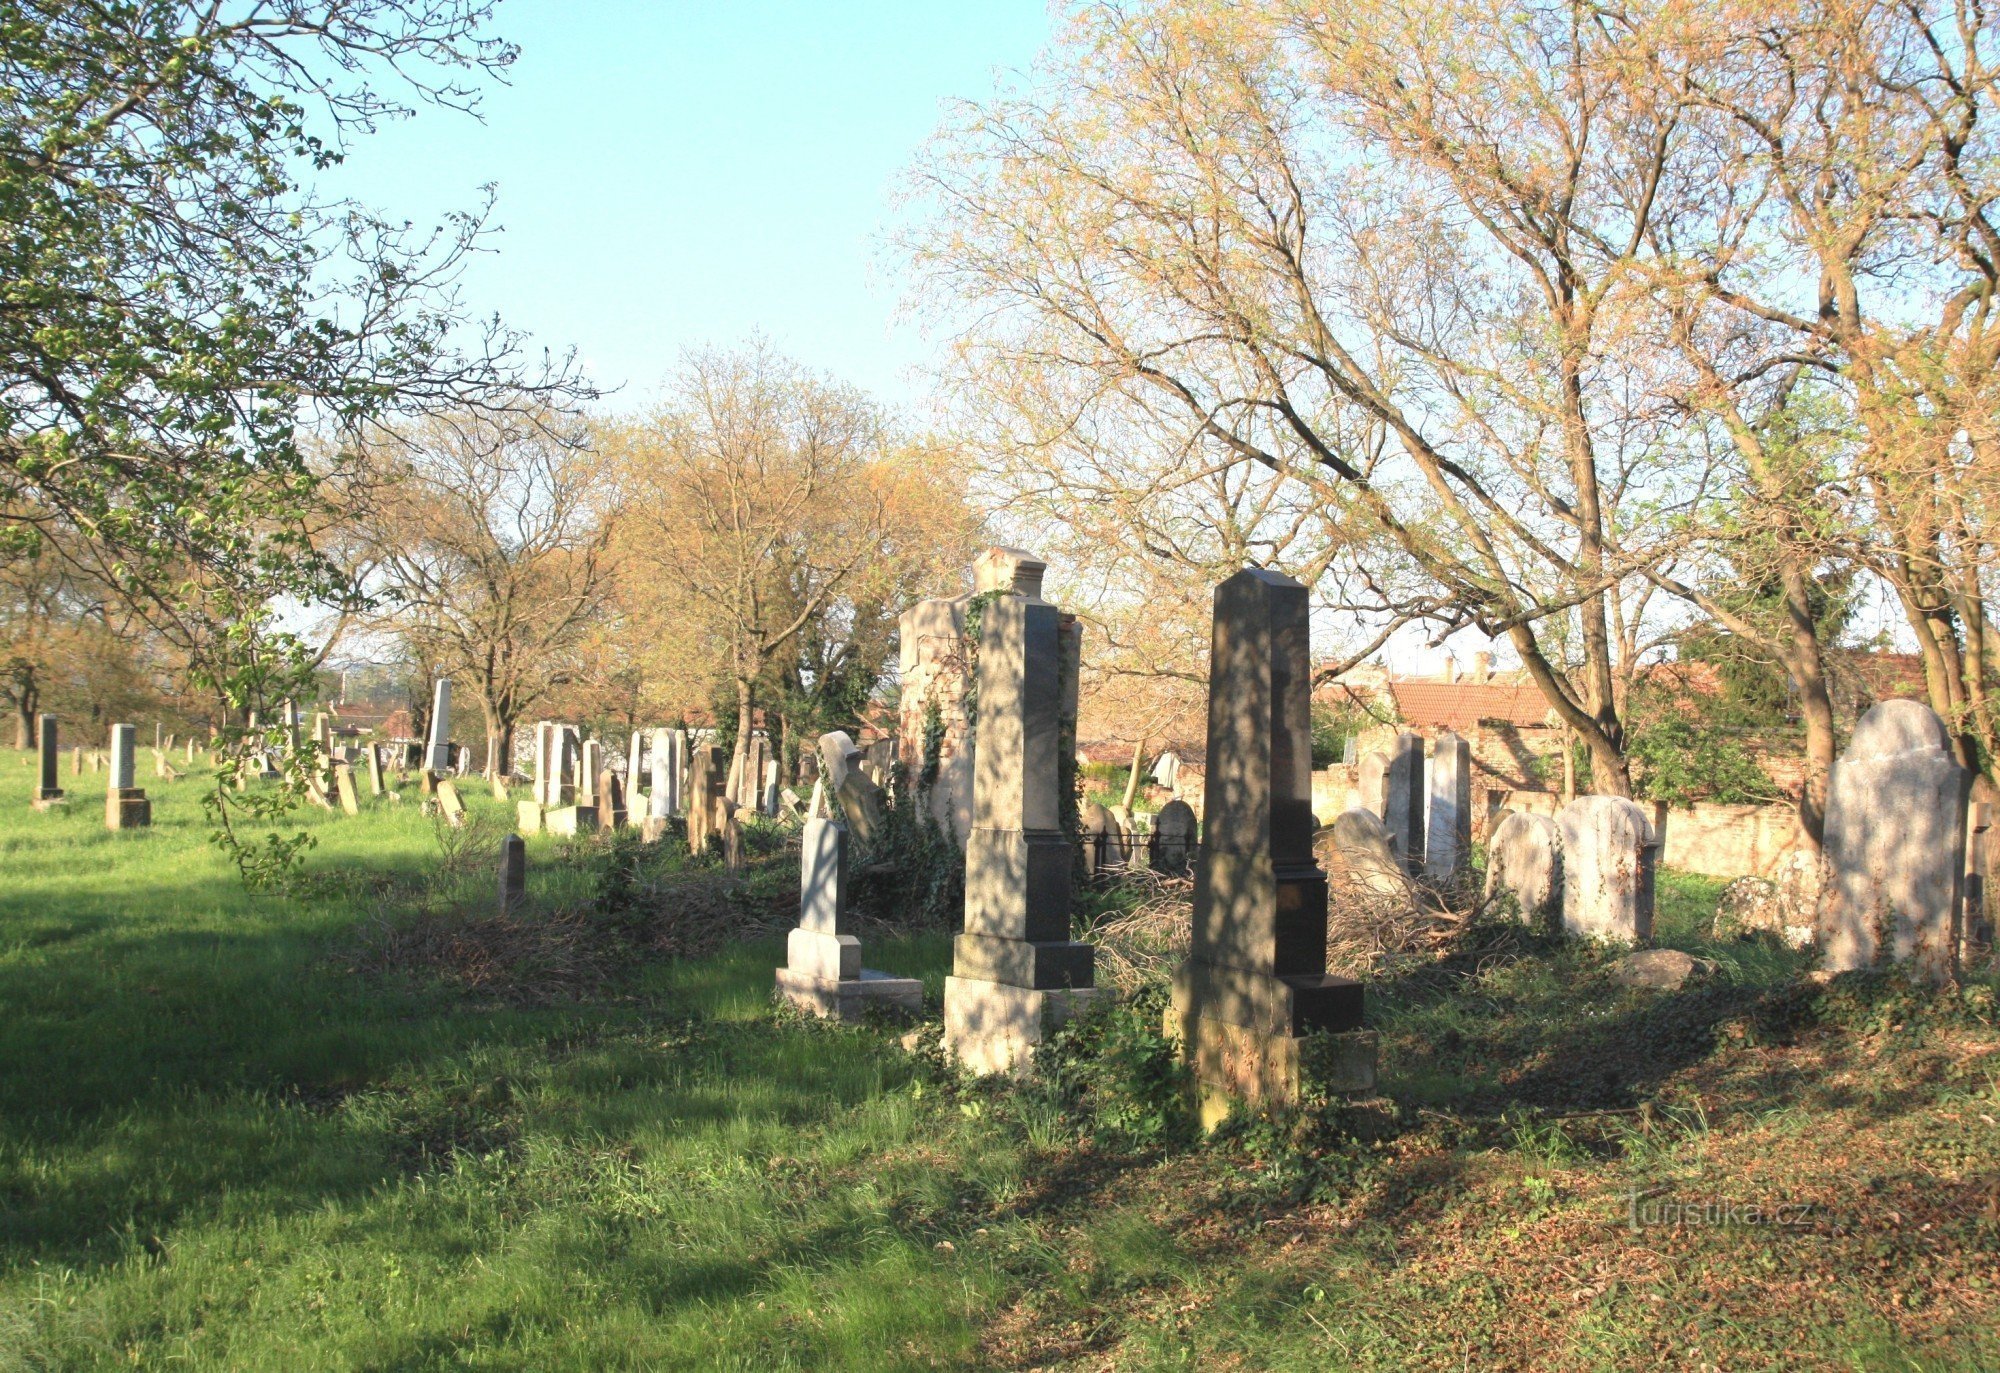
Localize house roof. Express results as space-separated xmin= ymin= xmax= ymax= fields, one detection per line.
xmin=1388 ymin=680 xmax=1556 ymax=730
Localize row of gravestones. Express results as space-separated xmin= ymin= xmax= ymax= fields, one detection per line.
xmin=1480 ymin=697 xmax=1979 ymax=984
xmin=26 ymin=681 xmax=473 ymax=831
xmin=777 ymin=552 xmax=1374 ymax=1124
xmin=515 ymin=721 xmax=788 ymax=852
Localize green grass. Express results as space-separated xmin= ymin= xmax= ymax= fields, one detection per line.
xmin=2 ymin=753 xmax=1997 ymax=1369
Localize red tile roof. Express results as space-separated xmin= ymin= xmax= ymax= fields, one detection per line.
xmin=1388 ymin=680 xmax=1556 ymax=730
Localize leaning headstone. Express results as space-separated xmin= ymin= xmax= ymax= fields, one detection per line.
xmin=944 ymin=566 xmax=1100 ymax=1075
xmin=1357 ymin=750 xmax=1388 ymax=823
xmin=1485 ymin=810 xmax=1562 ymax=924
xmin=1316 ymin=808 xmax=1412 ymax=902
xmin=364 ymin=742 xmax=384 ymax=798
xmin=1818 ymin=700 xmax=1970 ymax=983
xmin=1383 ymin=731 xmax=1425 ymax=873
xmin=1150 ymin=798 xmax=1198 ymax=876
xmin=498 ymin=834 xmax=526 ymax=915
xmin=105 ymin=723 xmax=152 ymax=830
xmin=425 ymin=680 xmax=453 ymax=776
xmin=1169 ymin=569 xmax=1371 ymax=1124
xmin=333 ymin=762 xmax=361 ymax=816
xmin=1424 ymin=731 xmax=1471 ymax=880
xmin=1555 ymin=795 xmax=1656 ymax=944
xmin=722 ymin=803 xmax=745 ymax=872
xmin=1107 ymin=803 xmax=1136 ymax=866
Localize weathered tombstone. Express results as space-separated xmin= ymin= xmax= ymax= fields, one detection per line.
xmin=944 ymin=567 xmax=1100 ymax=1075
xmin=1383 ymin=731 xmax=1426 ymax=873
xmin=365 ymin=741 xmax=385 ymax=798
xmin=1316 ymin=808 xmax=1412 ymax=901
xmin=598 ymin=767 xmax=625 ymax=829
xmin=1080 ymin=801 xmax=1115 ymax=877
xmin=1169 ymin=569 xmax=1370 ymax=1123
xmin=1484 ymin=810 xmax=1561 ymax=924
xmin=761 ymin=757 xmax=780 ymax=817
xmin=333 ymin=762 xmax=361 ymax=816
xmin=1357 ymin=750 xmax=1389 ymax=822
xmin=1424 ymin=731 xmax=1471 ymax=880
xmin=498 ymin=834 xmax=526 ymax=915
xmin=1965 ymin=799 xmax=1993 ymax=969
xmin=626 ymin=730 xmax=644 ymax=802
xmin=70 ymin=744 xmax=82 ymax=777
xmin=185 ymin=738 xmax=196 ymax=766
xmin=424 ymin=680 xmax=452 ymax=776
xmin=578 ymin=738 xmax=601 ymax=807
xmin=1555 ymin=795 xmax=1656 ymax=944
xmin=1151 ymin=798 xmax=1197 ymax=876
xmin=1107 ymin=803 xmax=1137 ymax=867
xmin=1818 ymin=700 xmax=1970 ymax=983
xmin=650 ymin=727 xmax=684 ymax=821
xmin=31 ymin=714 xmax=65 ymax=810
xmin=104 ymin=723 xmax=152 ymax=829
xmin=722 ymin=803 xmax=745 ymax=871
xmin=686 ymin=743 xmax=726 ymax=854
xmin=776 ymin=803 xmax=925 ymax=1019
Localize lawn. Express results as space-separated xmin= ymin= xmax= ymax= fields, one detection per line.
xmin=1 ymin=752 xmax=1996 ymax=1370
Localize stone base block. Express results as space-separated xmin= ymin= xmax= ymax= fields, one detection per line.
xmin=640 ymin=815 xmax=671 ymax=842
xmin=776 ymin=968 xmax=925 ymax=1022
xmin=943 ymin=976 xmax=1107 ymax=1077
xmin=951 ymin=933 xmax=1095 ymax=989
xmin=1170 ymin=961 xmax=1364 ymax=1037
xmin=546 ymin=805 xmax=599 ymax=837
xmin=30 ymin=790 xmax=67 ymax=812
xmin=787 ymin=928 xmax=861 ymax=980
xmin=105 ymin=788 xmax=152 ymax=831
xmin=516 ymin=801 xmax=545 ymax=834
xmin=1166 ymin=1008 xmax=1378 ymax=1129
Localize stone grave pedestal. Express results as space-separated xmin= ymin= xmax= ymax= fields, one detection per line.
xmin=943 ymin=557 xmax=1102 ymax=1075
xmin=1167 ymin=570 xmax=1371 ymax=1127
xmin=776 ymin=811 xmax=923 ymax=1020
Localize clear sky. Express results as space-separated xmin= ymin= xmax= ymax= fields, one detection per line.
xmin=326 ymin=1 xmax=1054 ymax=410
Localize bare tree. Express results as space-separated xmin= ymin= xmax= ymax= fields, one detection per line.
xmin=343 ymin=408 xmax=613 ymax=776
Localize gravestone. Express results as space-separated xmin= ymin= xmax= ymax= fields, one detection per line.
xmin=722 ymin=803 xmax=745 ymax=871
xmin=425 ymin=680 xmax=453 ymax=775
xmin=1484 ymin=810 xmax=1561 ymax=924
xmin=1316 ymin=808 xmax=1410 ymax=901
xmin=687 ymin=743 xmax=727 ymax=854
xmin=1555 ymin=795 xmax=1656 ymax=944
xmin=1818 ymin=700 xmax=1970 ymax=983
xmin=1151 ymin=798 xmax=1198 ymax=876
xmin=1357 ymin=750 xmax=1388 ymax=824
xmin=1424 ymin=731 xmax=1471 ymax=880
xmin=333 ymin=762 xmax=361 ymax=816
xmin=31 ymin=716 xmax=67 ymax=808
xmin=776 ymin=787 xmax=926 ymax=1018
xmin=944 ymin=567 xmax=1100 ymax=1075
xmin=104 ymin=723 xmax=151 ymax=829
xmin=598 ymin=767 xmax=625 ymax=829
xmin=31 ymin=714 xmax=65 ymax=810
xmin=1107 ymin=803 xmax=1136 ymax=867
xmin=578 ymin=739 xmax=601 ymax=807
xmin=1080 ymin=801 xmax=1115 ymax=877
xmin=651 ymin=727 xmax=684 ymax=820
xmin=626 ymin=730 xmax=644 ymax=802
xmin=70 ymin=744 xmax=81 ymax=777
xmin=1169 ymin=570 xmax=1370 ymax=1123
xmin=1382 ymin=731 xmax=1425 ymax=873
xmin=499 ymin=834 xmax=526 ymax=915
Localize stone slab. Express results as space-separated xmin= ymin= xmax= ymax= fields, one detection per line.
xmin=787 ymin=928 xmax=862 ymax=981
xmin=776 ymin=968 xmax=926 ymax=1022
xmin=949 ymin=933 xmax=1096 ymax=990
xmin=105 ymin=788 xmax=151 ymax=830
xmin=1166 ymin=1010 xmax=1378 ymax=1128
xmin=1170 ymin=960 xmax=1364 ymax=1037
xmin=546 ymin=805 xmax=599 ymax=837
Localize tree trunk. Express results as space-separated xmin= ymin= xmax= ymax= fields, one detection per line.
xmin=1120 ymin=736 xmax=1147 ymax=811
xmin=14 ymin=697 xmax=33 ymax=751
xmin=732 ymin=677 xmax=755 ymax=809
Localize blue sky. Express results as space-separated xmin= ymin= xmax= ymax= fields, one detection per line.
xmin=327 ymin=1 xmax=1053 ymax=409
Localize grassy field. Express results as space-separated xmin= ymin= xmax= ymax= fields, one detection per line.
xmin=1 ymin=751 xmax=1996 ymax=1370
